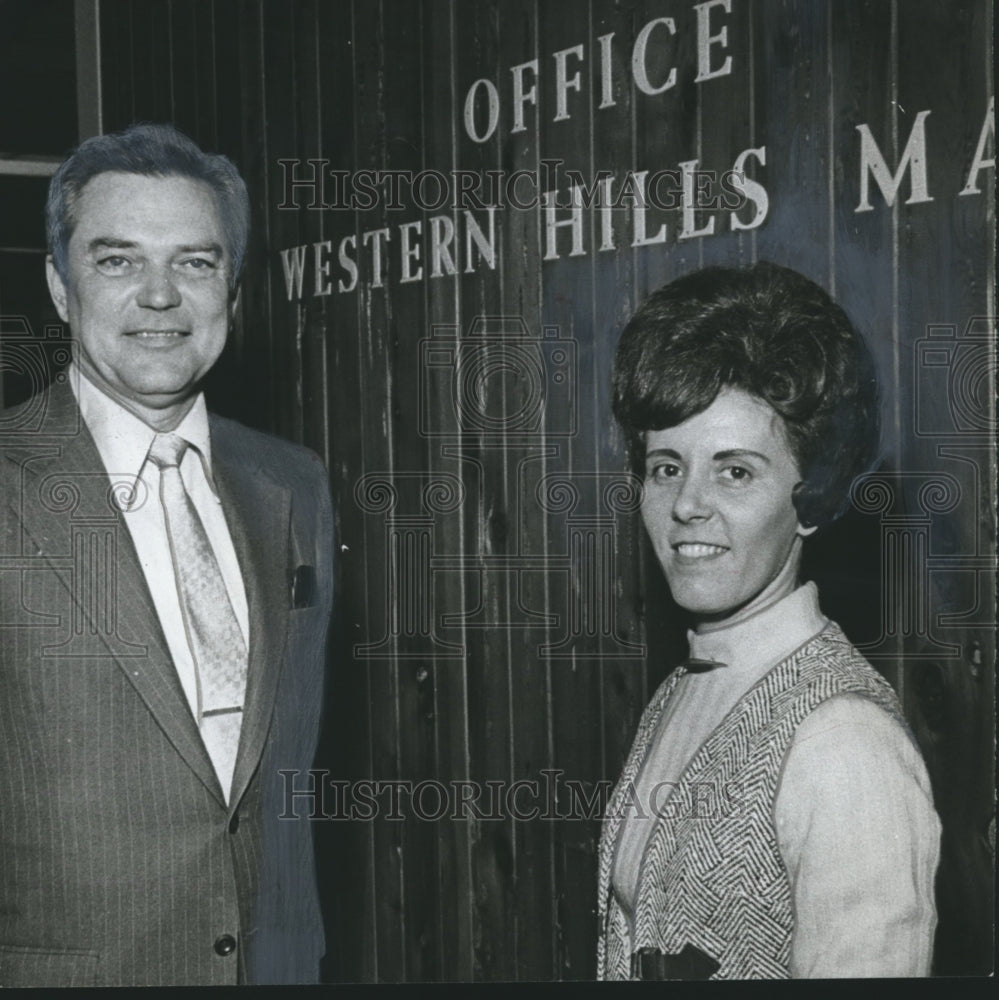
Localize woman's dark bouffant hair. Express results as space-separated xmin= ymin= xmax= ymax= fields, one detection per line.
xmin=611 ymin=261 xmax=880 ymax=528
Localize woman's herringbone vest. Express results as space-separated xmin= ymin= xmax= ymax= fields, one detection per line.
xmin=596 ymin=623 xmax=908 ymax=980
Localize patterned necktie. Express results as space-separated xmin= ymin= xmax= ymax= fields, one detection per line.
xmin=147 ymin=432 xmax=247 ymax=799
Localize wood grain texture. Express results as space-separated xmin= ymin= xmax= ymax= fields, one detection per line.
xmin=93 ymin=0 xmax=994 ymax=981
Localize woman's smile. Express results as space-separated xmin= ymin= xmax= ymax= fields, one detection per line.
xmin=642 ymin=388 xmax=816 ymax=621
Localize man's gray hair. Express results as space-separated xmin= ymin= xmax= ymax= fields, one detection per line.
xmin=46 ymin=122 xmax=250 ymax=290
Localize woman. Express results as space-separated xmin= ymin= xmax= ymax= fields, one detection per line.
xmin=597 ymin=262 xmax=940 ymax=979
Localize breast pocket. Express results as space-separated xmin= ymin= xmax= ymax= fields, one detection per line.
xmin=0 ymin=944 xmax=100 ymax=987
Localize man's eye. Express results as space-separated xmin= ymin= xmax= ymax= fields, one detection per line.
xmin=96 ymin=255 xmax=130 ymax=272
xmin=181 ymin=257 xmax=215 ymax=270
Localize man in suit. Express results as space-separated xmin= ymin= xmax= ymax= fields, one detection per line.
xmin=0 ymin=123 xmax=333 ymax=986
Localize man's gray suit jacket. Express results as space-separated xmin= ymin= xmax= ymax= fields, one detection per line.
xmin=0 ymin=378 xmax=334 ymax=986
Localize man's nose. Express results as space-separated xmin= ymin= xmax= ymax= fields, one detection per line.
xmin=671 ymin=473 xmax=712 ymax=522
xmin=136 ymin=265 xmax=182 ymax=309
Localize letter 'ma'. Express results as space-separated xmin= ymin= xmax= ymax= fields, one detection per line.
xmin=855 ymin=110 xmax=934 ymax=212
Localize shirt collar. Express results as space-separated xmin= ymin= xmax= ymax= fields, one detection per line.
xmin=70 ymin=362 xmax=215 ymax=507
xmin=686 ymin=581 xmax=828 ymax=676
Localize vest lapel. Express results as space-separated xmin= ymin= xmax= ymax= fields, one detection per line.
xmin=598 ymin=669 xmax=687 ymax=911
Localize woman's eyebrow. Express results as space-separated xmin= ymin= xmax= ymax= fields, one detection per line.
xmin=713 ymin=448 xmax=771 ymax=463
xmin=644 ymin=447 xmax=682 ymax=461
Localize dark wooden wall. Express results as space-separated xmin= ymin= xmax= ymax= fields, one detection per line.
xmin=95 ymin=0 xmax=994 ymax=980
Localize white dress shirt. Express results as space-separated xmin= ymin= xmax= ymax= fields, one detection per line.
xmin=611 ymin=582 xmax=941 ymax=977
xmin=71 ymin=365 xmax=250 ymax=733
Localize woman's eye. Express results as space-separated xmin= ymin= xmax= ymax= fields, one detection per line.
xmin=722 ymin=465 xmax=751 ymax=481
xmin=649 ymin=463 xmax=680 ymax=481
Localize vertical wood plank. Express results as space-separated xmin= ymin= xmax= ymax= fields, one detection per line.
xmin=128 ymin=0 xmax=173 ymax=124
xmin=230 ymin=0 xmax=278 ymax=432
xmin=260 ymin=0 xmax=303 ymax=443
xmin=167 ymin=0 xmax=199 ymax=136
xmin=97 ymin=0 xmax=134 ymax=130
xmin=895 ymin=0 xmax=995 ymax=975
xmin=417 ymin=0 xmax=476 ymax=981
xmin=692 ymin=0 xmax=753 ymax=271
xmin=752 ymin=0 xmax=829 ymax=278
xmin=292 ymin=0 xmax=328 ymax=458
xmin=88 ymin=0 xmax=996 ymax=982
xmin=828 ymin=0 xmax=903 ymax=689
xmin=536 ymin=0 xmax=596 ymax=979
xmin=587 ymin=0 xmax=648 ymax=810
xmin=349 ymin=0 xmax=406 ymax=980
xmin=377 ymin=0 xmax=442 ymax=982
xmin=452 ymin=0 xmax=518 ymax=979
xmin=311 ymin=0 xmax=376 ymax=983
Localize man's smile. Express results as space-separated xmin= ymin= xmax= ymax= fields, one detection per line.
xmin=124 ymin=329 xmax=191 ymax=338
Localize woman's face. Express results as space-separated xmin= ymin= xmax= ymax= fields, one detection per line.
xmin=641 ymin=387 xmax=815 ymax=621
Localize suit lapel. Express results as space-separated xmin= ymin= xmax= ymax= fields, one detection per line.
xmin=5 ymin=383 xmax=226 ymax=805
xmin=210 ymin=419 xmax=292 ymax=814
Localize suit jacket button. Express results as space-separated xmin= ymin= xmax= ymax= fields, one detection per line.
xmin=214 ymin=934 xmax=237 ymax=957
xmin=228 ymin=812 xmax=240 ymax=834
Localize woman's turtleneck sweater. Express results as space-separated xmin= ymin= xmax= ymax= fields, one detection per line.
xmin=610 ymin=582 xmax=940 ymax=977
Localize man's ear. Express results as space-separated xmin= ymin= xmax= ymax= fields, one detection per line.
xmin=45 ymin=256 xmax=70 ymax=323
xmin=228 ymin=285 xmax=241 ymax=325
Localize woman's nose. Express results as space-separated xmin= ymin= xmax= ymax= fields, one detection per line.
xmin=671 ymin=473 xmax=712 ymax=521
